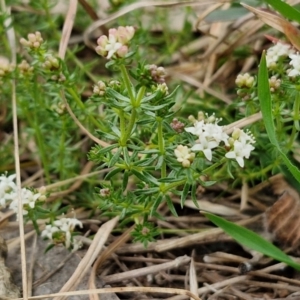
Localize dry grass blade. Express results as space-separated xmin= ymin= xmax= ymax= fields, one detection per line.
xmin=88 ymin=225 xmax=134 ymax=300
xmin=83 ymin=0 xmax=217 ymax=47
xmin=173 ymin=72 xmax=232 ymax=104
xmin=19 ymin=286 xmax=202 ymax=300
xmin=241 ymin=3 xmax=300 ymax=50
xmin=60 ymin=90 xmax=110 ymax=147
xmin=53 ymin=216 xmax=119 ymax=300
xmin=189 ymin=255 xmax=198 ymax=300
xmin=78 ymin=0 xmax=99 ymax=21
xmin=27 ymin=234 xmax=37 ymax=297
xmin=101 ymin=255 xmax=191 ymax=284
xmin=223 ymin=112 xmax=262 ymax=134
xmin=154 ymin=215 xmax=262 ymax=252
xmin=1 ymin=1 xmax=28 ymax=298
xmin=58 ymin=0 xmax=78 ymax=59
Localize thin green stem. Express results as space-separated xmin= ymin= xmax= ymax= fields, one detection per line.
xmin=119 ymin=109 xmax=126 ymax=143
xmin=161 ymin=157 xmax=227 ymax=193
xmin=58 ymin=115 xmax=66 ymax=179
xmin=120 ymin=64 xmax=135 ymax=102
xmin=247 ymin=162 xmax=278 ymax=179
xmin=32 ymin=76 xmax=51 ymax=182
xmin=66 ymin=87 xmax=105 ymax=130
xmin=157 ymin=118 xmax=166 ymax=179
xmin=121 ymin=108 xmax=137 ymax=146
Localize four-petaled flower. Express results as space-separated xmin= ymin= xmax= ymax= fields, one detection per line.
xmin=96 ymin=26 xmax=135 ymax=60
xmin=184 ymin=114 xmax=255 ymax=166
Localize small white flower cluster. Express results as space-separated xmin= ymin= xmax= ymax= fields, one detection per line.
xmin=93 ymin=80 xmax=106 ymax=96
xmin=20 ymin=31 xmax=44 ymax=49
xmin=174 ymin=145 xmax=195 ymax=168
xmin=264 ymin=41 xmax=300 ymax=78
xmin=266 ymin=42 xmax=294 ymax=69
xmin=0 ymin=173 xmax=16 ymax=207
xmin=226 ymin=128 xmax=255 ymax=168
xmin=0 ymin=56 xmax=14 ymax=84
xmin=269 ymin=76 xmax=281 ymax=92
xmin=235 ymin=73 xmax=255 ymax=88
xmin=288 ymin=53 xmax=300 ymax=77
xmin=183 ymin=113 xmax=255 ymax=167
xmin=96 ymin=26 xmax=135 ymax=60
xmin=41 ymin=217 xmax=83 ymax=251
xmin=0 ymin=173 xmax=45 ymax=218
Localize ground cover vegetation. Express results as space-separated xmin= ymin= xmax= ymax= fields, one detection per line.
xmin=1 ymin=0 xmax=300 ymax=299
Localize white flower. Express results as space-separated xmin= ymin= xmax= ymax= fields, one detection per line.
xmin=54 ymin=217 xmax=82 ymax=232
xmin=225 ymin=140 xmax=251 ymax=167
xmin=72 ymin=238 xmax=83 ymax=252
xmin=67 ymin=218 xmax=83 ymax=230
xmin=0 ymin=173 xmax=17 ymax=207
xmin=46 ymin=217 xmax=83 ymax=250
xmin=8 ymin=188 xmax=41 ymax=217
xmin=22 ymin=189 xmax=41 ymax=209
xmin=0 ymin=173 xmax=16 ymax=191
xmin=186 ymin=114 xmax=255 ymax=165
xmin=203 ymin=123 xmax=229 ymax=146
xmin=105 ymin=33 xmax=123 ymax=59
xmin=41 ymin=224 xmax=59 ymax=240
xmin=185 ymin=116 xmax=230 ymax=161
xmin=191 ymin=136 xmax=219 ymax=161
xmin=266 ymin=42 xmax=294 ymax=68
xmin=96 ymin=26 xmax=135 ymax=60
xmin=288 ymin=53 xmax=300 ymax=77
xmin=225 ymin=128 xmax=255 ymax=167
xmin=185 ymin=120 xmax=204 ymax=136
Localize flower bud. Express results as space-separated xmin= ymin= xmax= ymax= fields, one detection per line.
xmin=93 ymin=81 xmax=106 ymax=96
xmin=96 ymin=35 xmax=109 ymax=57
xmin=116 ymin=45 xmax=128 ymax=58
xmin=170 ymin=118 xmax=185 ymax=133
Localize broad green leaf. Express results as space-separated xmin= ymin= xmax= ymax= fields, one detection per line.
xmin=264 ymin=0 xmax=300 ymax=23
xmin=258 ymin=52 xmax=300 ymax=182
xmin=203 ymin=212 xmax=300 ymax=271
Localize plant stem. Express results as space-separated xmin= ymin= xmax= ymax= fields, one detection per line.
xmin=119 ymin=66 xmax=143 ymax=146
xmin=58 ymin=115 xmax=66 ymax=179
xmin=66 ymin=87 xmax=105 ymax=130
xmin=120 ymin=64 xmax=135 ymax=102
xmin=161 ymin=157 xmax=227 ymax=193
xmin=157 ymin=118 xmax=166 ymax=179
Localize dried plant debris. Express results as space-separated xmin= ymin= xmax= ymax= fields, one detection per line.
xmin=0 ymin=235 xmax=20 ymax=299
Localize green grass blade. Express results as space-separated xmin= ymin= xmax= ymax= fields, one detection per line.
xmin=258 ymin=52 xmax=300 ymax=182
xmin=264 ymin=0 xmax=300 ymax=23
xmin=203 ymin=212 xmax=300 ymax=270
